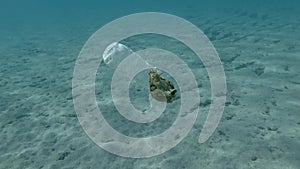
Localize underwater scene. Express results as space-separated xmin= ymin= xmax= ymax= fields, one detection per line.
xmin=0 ymin=0 xmax=299 ymax=168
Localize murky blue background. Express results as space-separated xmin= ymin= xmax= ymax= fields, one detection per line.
xmin=0 ymin=0 xmax=299 ymax=168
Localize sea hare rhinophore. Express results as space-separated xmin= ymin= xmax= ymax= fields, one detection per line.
xmin=148 ymin=67 xmax=176 ymax=102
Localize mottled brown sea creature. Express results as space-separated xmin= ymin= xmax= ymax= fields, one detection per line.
xmin=148 ymin=67 xmax=176 ymax=102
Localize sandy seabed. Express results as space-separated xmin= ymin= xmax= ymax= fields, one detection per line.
xmin=0 ymin=2 xmax=299 ymax=169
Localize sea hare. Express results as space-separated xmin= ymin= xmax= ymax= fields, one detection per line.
xmin=148 ymin=67 xmax=176 ymax=102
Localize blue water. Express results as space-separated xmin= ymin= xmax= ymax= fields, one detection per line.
xmin=1 ymin=0 xmax=299 ymax=168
